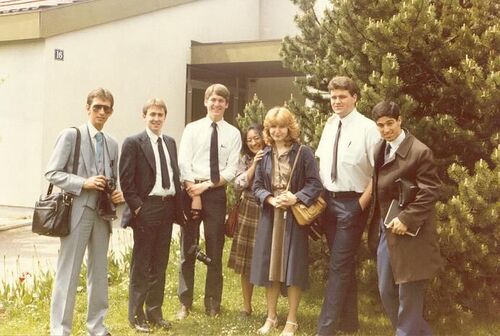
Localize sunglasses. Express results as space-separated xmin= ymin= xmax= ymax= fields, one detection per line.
xmin=92 ymin=104 xmax=112 ymax=114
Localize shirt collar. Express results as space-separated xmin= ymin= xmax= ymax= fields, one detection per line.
xmin=87 ymin=121 xmax=101 ymax=138
xmin=205 ymin=115 xmax=224 ymax=126
xmin=388 ymin=129 xmax=406 ymax=150
xmin=146 ymin=127 xmax=161 ymax=143
xmin=327 ymin=108 xmax=359 ymax=127
xmin=339 ymin=108 xmax=359 ymax=127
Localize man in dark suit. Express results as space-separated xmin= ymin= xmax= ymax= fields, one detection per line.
xmin=46 ymin=88 xmax=124 ymax=336
xmin=367 ymin=101 xmax=443 ymax=336
xmin=119 ymin=98 xmax=184 ymax=332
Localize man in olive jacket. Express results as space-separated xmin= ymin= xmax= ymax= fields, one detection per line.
xmin=367 ymin=101 xmax=443 ymax=336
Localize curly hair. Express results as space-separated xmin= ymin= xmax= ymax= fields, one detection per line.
xmin=263 ymin=107 xmax=300 ymax=146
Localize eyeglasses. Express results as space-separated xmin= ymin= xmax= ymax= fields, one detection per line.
xmin=92 ymin=104 xmax=112 ymax=114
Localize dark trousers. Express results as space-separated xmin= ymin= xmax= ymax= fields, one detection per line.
xmin=317 ymin=195 xmax=367 ymax=336
xmin=128 ymin=197 xmax=174 ymax=324
xmin=178 ymin=187 xmax=226 ymax=310
xmin=377 ymin=227 xmax=432 ymax=336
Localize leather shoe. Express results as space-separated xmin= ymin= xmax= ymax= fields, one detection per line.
xmin=129 ymin=321 xmax=150 ymax=333
xmin=150 ymin=319 xmax=172 ymax=330
xmin=206 ymin=307 xmax=220 ymax=317
xmin=205 ymin=297 xmax=220 ymax=317
xmin=176 ymin=305 xmax=190 ymax=320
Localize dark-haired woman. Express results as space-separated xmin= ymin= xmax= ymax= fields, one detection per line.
xmin=228 ymin=124 xmax=265 ymax=316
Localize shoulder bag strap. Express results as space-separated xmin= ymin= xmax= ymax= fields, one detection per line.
xmin=285 ymin=145 xmax=302 ymax=192
xmin=46 ymin=127 xmax=81 ymax=196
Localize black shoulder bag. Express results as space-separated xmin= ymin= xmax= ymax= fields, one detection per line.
xmin=32 ymin=127 xmax=81 ymax=237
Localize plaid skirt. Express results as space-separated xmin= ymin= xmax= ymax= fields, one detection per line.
xmin=227 ymin=190 xmax=261 ymax=276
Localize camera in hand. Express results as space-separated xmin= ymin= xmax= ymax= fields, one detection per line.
xmin=97 ymin=177 xmax=117 ymax=221
xmin=188 ymin=244 xmax=212 ymax=265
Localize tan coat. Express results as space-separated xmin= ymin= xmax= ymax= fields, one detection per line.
xmin=367 ymin=132 xmax=443 ymax=284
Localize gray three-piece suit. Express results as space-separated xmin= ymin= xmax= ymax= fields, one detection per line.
xmin=45 ymin=123 xmax=118 ymax=336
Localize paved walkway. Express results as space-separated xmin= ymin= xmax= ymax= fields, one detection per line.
xmin=0 ymin=223 xmax=135 ymax=285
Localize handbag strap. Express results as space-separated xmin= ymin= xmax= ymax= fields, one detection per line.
xmin=47 ymin=127 xmax=81 ymax=196
xmin=285 ymin=145 xmax=303 ymax=192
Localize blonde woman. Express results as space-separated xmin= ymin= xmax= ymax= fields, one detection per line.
xmin=250 ymin=107 xmax=323 ymax=336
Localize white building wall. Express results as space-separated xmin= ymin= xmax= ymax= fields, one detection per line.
xmin=259 ymin=0 xmax=299 ymax=39
xmin=1 ymin=0 xmax=331 ymax=207
xmin=0 ymin=41 xmax=45 ymax=207
xmin=2 ymin=0 xmax=262 ymax=207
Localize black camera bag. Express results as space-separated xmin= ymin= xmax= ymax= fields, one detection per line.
xmin=32 ymin=127 xmax=81 ymax=237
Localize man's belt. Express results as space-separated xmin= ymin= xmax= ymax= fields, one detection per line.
xmin=194 ymin=179 xmax=223 ymax=189
xmin=147 ymin=195 xmax=174 ymax=201
xmin=327 ymin=191 xmax=362 ymax=199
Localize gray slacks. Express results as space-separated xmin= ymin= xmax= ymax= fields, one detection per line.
xmin=50 ymin=207 xmax=110 ymax=336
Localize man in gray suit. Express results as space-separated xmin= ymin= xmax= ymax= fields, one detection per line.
xmin=45 ymin=88 xmax=124 ymax=336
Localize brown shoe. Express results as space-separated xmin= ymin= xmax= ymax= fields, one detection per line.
xmin=176 ymin=305 xmax=190 ymax=320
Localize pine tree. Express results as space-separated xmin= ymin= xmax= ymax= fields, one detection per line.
xmin=236 ymin=94 xmax=267 ymax=131
xmin=428 ymin=146 xmax=500 ymax=326
xmin=282 ymin=0 xmax=499 ymax=176
xmin=279 ymin=0 xmax=500 ymax=323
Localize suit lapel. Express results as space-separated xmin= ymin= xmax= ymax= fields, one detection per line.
xmin=140 ymin=131 xmax=156 ymax=173
xmin=374 ymin=140 xmax=386 ymax=170
xmin=395 ymin=132 xmax=414 ymax=159
xmin=78 ymin=124 xmax=96 ymax=177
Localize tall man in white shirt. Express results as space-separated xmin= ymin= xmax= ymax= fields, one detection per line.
xmin=120 ymin=98 xmax=184 ymax=332
xmin=316 ymin=76 xmax=380 ymax=336
xmin=177 ymin=84 xmax=242 ymax=318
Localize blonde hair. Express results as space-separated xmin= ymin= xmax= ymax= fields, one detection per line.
xmin=263 ymin=107 xmax=300 ymax=146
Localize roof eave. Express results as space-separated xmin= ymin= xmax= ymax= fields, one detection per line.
xmin=0 ymin=0 xmax=197 ymax=43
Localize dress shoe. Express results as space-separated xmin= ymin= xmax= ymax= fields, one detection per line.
xmin=279 ymin=320 xmax=298 ymax=336
xmin=257 ymin=316 xmax=278 ymax=335
xmin=205 ymin=298 xmax=220 ymax=317
xmin=205 ymin=306 xmax=220 ymax=317
xmin=129 ymin=321 xmax=150 ymax=333
xmin=176 ymin=305 xmax=190 ymax=320
xmin=150 ymin=319 xmax=172 ymax=330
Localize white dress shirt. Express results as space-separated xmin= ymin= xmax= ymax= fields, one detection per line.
xmin=145 ymin=128 xmax=175 ymax=196
xmin=87 ymin=121 xmax=101 ymax=153
xmin=316 ymin=109 xmax=380 ymax=193
xmin=179 ymin=116 xmax=242 ymax=183
xmin=386 ymin=130 xmax=406 ymax=159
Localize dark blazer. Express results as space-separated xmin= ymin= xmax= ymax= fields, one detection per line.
xmin=250 ymin=143 xmax=323 ymax=289
xmin=119 ymin=130 xmax=184 ymax=228
xmin=367 ymin=132 xmax=443 ymax=284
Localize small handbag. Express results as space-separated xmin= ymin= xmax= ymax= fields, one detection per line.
xmin=287 ymin=145 xmax=326 ymax=226
xmin=224 ymin=196 xmax=242 ymax=238
xmin=32 ymin=127 xmax=81 ymax=237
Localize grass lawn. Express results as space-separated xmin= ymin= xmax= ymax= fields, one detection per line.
xmin=0 ymin=239 xmax=498 ymax=335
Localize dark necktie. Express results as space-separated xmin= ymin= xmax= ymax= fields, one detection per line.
xmin=384 ymin=143 xmax=392 ymax=163
xmin=331 ymin=120 xmax=342 ymax=182
xmin=210 ymin=122 xmax=220 ymax=184
xmin=157 ymin=137 xmax=170 ymax=189
xmin=95 ymin=132 xmax=104 ymax=174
